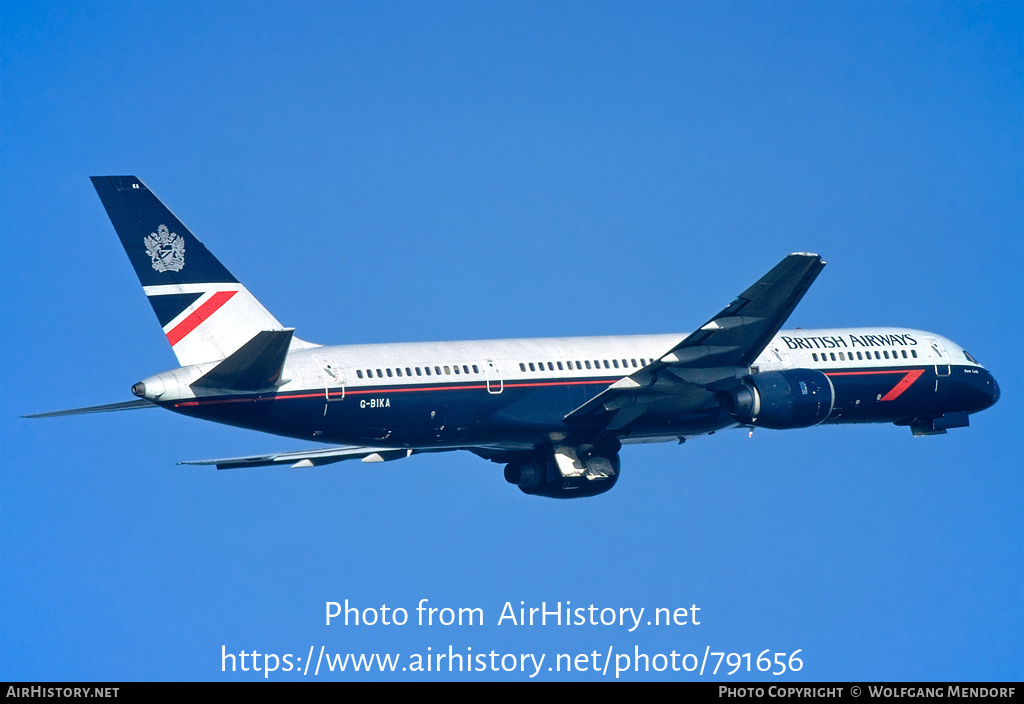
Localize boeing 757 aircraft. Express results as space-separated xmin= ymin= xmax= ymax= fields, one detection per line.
xmin=27 ymin=176 xmax=1000 ymax=498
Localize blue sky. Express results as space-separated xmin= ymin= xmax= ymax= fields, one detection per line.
xmin=2 ymin=2 xmax=1021 ymax=681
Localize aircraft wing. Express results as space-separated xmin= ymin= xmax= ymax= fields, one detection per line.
xmin=177 ymin=441 xmax=527 ymax=470
xmin=564 ymin=253 xmax=826 ymax=429
xmin=178 ymin=445 xmax=420 ymax=469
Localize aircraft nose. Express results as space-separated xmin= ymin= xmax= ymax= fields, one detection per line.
xmin=972 ymin=368 xmax=1000 ymax=412
xmin=985 ymin=370 xmax=1000 ymax=408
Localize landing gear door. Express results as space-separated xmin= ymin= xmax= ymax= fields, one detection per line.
xmin=484 ymin=359 xmax=503 ymax=394
xmin=319 ymin=355 xmax=346 ymax=401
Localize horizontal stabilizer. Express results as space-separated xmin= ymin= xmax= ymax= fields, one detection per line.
xmin=24 ymin=399 xmax=157 ymax=418
xmin=192 ymin=329 xmax=294 ymax=390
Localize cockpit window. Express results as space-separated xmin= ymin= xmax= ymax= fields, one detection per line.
xmin=964 ymin=350 xmax=978 ymax=364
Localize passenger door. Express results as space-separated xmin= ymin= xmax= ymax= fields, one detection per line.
xmin=484 ymin=358 xmax=503 ymax=394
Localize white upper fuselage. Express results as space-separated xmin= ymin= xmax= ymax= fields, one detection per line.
xmin=146 ymin=327 xmax=981 ymax=404
xmin=294 ymin=327 xmax=977 ymax=389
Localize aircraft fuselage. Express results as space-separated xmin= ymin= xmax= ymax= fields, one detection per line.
xmin=136 ymin=326 xmax=998 ymax=449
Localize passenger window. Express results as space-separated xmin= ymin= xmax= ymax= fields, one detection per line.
xmin=830 ymin=353 xmax=836 ymax=361
xmin=386 ymin=369 xmax=393 ymax=377
xmin=425 ymin=367 xmax=432 ymax=376
xmin=911 ymin=349 xmax=918 ymax=358
xmin=557 ymin=361 xmax=563 ymax=370
xmin=435 ymin=366 xmax=442 ymax=375
xmin=631 ymin=359 xmax=638 ymax=368
xmin=585 ymin=360 xmax=591 ymax=369
xmin=416 ymin=367 xmax=422 ymax=376
xmin=472 ymin=365 xmax=479 ymax=373
xmin=453 ymin=365 xmax=460 ymax=374
xmin=444 ymin=366 xmax=451 ymax=375
xmin=396 ymin=368 xmax=402 ymax=377
xmin=520 ymin=363 xmax=526 ymax=372
xmin=376 ymin=369 xmax=383 ymax=378
xmin=529 ymin=362 xmax=535 ymax=372
xmin=603 ymin=360 xmax=610 ymax=369
xmin=356 ymin=370 xmax=364 ymax=379
xmin=812 ymin=353 xmax=819 ymax=362
xmin=548 ymin=362 xmax=554 ymax=371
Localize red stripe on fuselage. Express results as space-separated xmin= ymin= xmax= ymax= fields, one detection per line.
xmin=172 ymin=377 xmax=620 ymax=408
xmin=165 ymin=290 xmax=237 ymax=346
xmin=826 ymin=368 xmax=925 ymax=401
xmin=879 ymin=368 xmax=925 ymax=401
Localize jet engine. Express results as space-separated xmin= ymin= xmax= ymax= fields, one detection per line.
xmin=728 ymin=369 xmax=835 ymax=430
xmin=504 ymin=442 xmax=621 ymax=499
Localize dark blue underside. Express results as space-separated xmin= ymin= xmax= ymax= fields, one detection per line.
xmin=163 ymin=364 xmax=997 ymax=449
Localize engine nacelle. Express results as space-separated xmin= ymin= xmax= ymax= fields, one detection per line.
xmin=729 ymin=369 xmax=835 ymax=430
xmin=504 ymin=443 xmax=621 ymax=499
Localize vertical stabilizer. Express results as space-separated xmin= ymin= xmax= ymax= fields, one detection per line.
xmin=91 ymin=175 xmax=291 ymax=367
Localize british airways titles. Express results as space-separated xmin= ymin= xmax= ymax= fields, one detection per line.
xmin=779 ymin=333 xmax=917 ymax=351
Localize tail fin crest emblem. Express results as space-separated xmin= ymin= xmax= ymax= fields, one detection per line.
xmin=145 ymin=225 xmax=186 ymax=273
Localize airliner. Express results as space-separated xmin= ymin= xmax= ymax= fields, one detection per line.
xmin=27 ymin=176 xmax=1000 ymax=498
